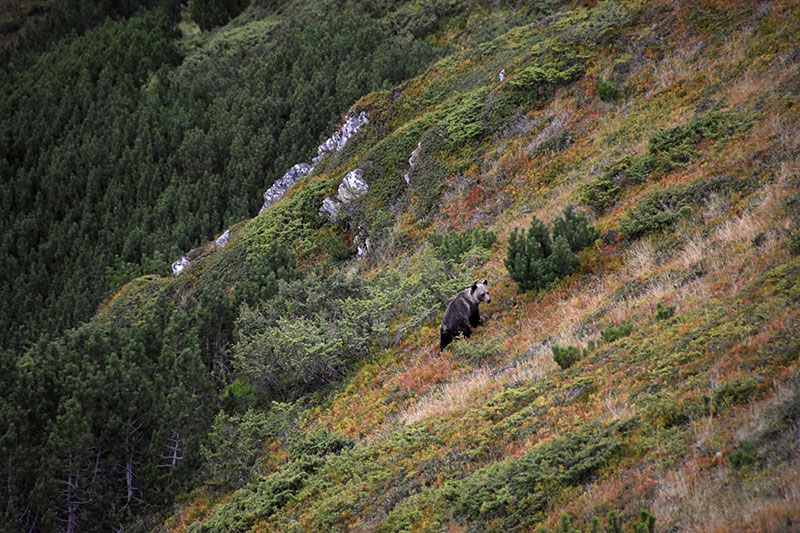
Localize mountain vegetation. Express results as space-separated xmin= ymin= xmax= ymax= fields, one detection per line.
xmin=2 ymin=0 xmax=799 ymax=531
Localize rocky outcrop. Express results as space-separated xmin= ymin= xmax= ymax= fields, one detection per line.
xmin=259 ymin=163 xmax=314 ymax=214
xmin=403 ymin=142 xmax=421 ymax=185
xmin=319 ymin=197 xmax=342 ymax=222
xmin=215 ymin=229 xmax=231 ymax=249
xmin=257 ymin=112 xmax=369 ymax=215
xmin=319 ymin=168 xmax=369 ymax=222
xmin=172 ymin=256 xmax=190 ymax=275
xmin=312 ymin=111 xmax=369 ymax=164
xmin=354 ymin=233 xmax=371 ymax=258
xmin=337 ymin=168 xmax=369 ymax=201
xmin=173 ymin=112 xmax=371 ymax=276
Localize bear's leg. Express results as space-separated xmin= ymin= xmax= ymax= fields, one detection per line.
xmin=440 ymin=330 xmax=453 ymax=351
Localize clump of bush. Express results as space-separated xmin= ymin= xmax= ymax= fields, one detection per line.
xmin=447 ymin=422 xmax=624 ymax=530
xmin=655 ymin=302 xmax=676 ymax=320
xmin=618 ymin=185 xmax=694 ymax=240
xmin=429 ymin=228 xmax=497 ymax=263
xmin=450 ymin=335 xmax=503 ymax=365
xmin=443 ymin=88 xmax=489 ymax=146
xmin=631 ymin=110 xmax=754 ymax=181
xmin=557 ymin=509 xmax=656 ymax=533
xmin=579 ymin=158 xmax=628 ymax=213
xmin=552 ymin=341 xmax=595 ymax=370
xmin=712 ymin=378 xmax=760 ymax=411
xmin=505 ymin=207 xmax=597 ymax=292
xmin=201 ymin=402 xmax=302 ymax=489
xmin=601 ymin=323 xmax=633 ymax=343
xmin=596 ymin=78 xmax=622 ymax=102
xmin=582 ymin=111 xmax=752 ymax=216
xmin=729 ymin=440 xmax=759 ymax=469
xmin=189 ymin=0 xmax=250 ymax=30
xmin=234 ymin=250 xmax=471 ymax=400
xmin=509 ymin=60 xmax=586 ymax=107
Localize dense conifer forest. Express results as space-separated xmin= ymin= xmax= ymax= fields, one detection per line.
xmin=2 ymin=0 xmax=799 ymax=531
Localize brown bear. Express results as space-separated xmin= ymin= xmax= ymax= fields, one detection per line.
xmin=440 ymin=279 xmax=491 ymax=351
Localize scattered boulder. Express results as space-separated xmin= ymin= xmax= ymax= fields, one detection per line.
xmin=319 ymin=197 xmax=342 ymax=222
xmin=338 ymin=168 xmax=369 ymax=202
xmin=319 ymin=168 xmax=369 ymax=223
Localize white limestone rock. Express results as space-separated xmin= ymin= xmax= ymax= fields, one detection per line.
xmin=337 ymin=169 xmax=369 ymax=202
xmin=403 ymin=142 xmax=421 ymax=185
xmin=312 ymin=111 xmax=369 ymax=164
xmin=259 ymin=163 xmax=313 ymax=214
xmin=171 ymin=256 xmax=190 ymax=276
xmin=318 ymin=168 xmax=369 ymax=222
xmin=355 ymin=234 xmax=371 ymax=258
xmin=319 ymin=197 xmax=341 ymax=222
xmin=215 ymin=229 xmax=231 ymax=249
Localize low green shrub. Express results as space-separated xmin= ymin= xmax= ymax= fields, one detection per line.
xmin=237 ymin=240 xmax=300 ymax=306
xmin=655 ymin=302 xmax=676 ymax=320
xmin=580 ymin=174 xmax=622 ymax=213
xmin=633 ymin=509 xmax=656 ymax=533
xmin=318 ymin=226 xmax=356 ymax=262
xmin=787 ymin=231 xmax=800 ymax=255
xmin=552 ymin=344 xmax=585 ymax=370
xmin=601 ymin=323 xmax=633 ymax=343
xmin=446 ymin=422 xmax=624 ymax=529
xmin=596 ymin=79 xmax=621 ymax=102
xmin=552 ymin=206 xmax=600 ymax=253
xmin=201 ymin=405 xmax=301 ymax=489
xmin=450 ymin=335 xmax=503 ymax=365
xmin=509 ymin=61 xmax=585 ymax=107
xmin=554 ymin=514 xmax=581 ymax=533
xmin=605 ymin=510 xmax=623 ymax=533
xmin=443 ymin=88 xmax=489 ymax=147
xmin=189 ymin=0 xmax=249 ymax=30
xmin=290 ymin=428 xmax=354 ymax=460
xmin=712 ymin=378 xmax=759 ymax=411
xmin=552 ymin=341 xmax=595 ymax=370
xmin=729 ymin=440 xmax=758 ymax=469
xmin=618 ymin=186 xmax=694 ymax=240
xmin=429 ymin=229 xmax=497 ymax=263
xmin=645 ymin=110 xmax=754 ymax=177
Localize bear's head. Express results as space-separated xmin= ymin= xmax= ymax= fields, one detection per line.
xmin=470 ymin=279 xmax=491 ymax=303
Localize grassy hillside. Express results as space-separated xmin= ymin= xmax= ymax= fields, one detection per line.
xmin=3 ymin=0 xmax=800 ymax=531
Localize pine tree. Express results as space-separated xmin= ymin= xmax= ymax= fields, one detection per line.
xmin=552 ymin=205 xmax=599 ymax=253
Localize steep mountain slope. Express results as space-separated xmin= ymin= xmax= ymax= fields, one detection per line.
xmin=0 ymin=0 xmax=440 ymax=352
xmin=3 ymin=0 xmax=800 ymax=531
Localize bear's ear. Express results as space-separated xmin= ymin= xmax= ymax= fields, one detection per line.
xmin=471 ymin=283 xmax=478 ymax=294
xmin=481 ymin=278 xmax=488 ymax=285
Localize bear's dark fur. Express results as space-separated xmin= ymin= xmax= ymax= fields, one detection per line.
xmin=440 ymin=279 xmax=491 ymax=351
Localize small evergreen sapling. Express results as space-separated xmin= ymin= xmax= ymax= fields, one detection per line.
xmin=505 ymin=207 xmax=596 ymax=292
xmin=552 ymin=206 xmax=600 ymax=253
